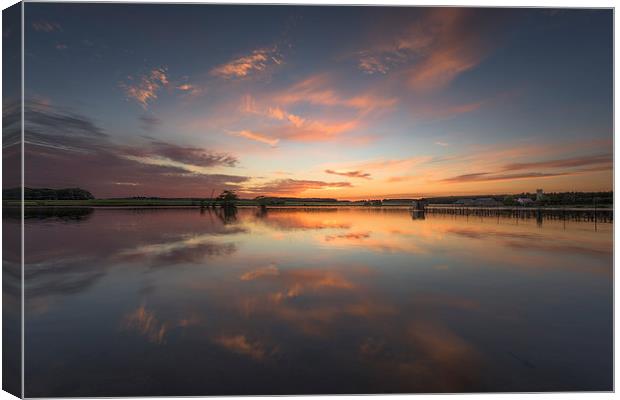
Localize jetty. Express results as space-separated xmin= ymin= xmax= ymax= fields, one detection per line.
xmin=421 ymin=205 xmax=613 ymax=223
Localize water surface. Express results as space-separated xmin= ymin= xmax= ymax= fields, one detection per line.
xmin=23 ymin=207 xmax=613 ymax=396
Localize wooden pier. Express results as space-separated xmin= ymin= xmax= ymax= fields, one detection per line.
xmin=422 ymin=205 xmax=613 ymax=223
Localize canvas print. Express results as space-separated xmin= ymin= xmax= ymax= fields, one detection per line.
xmin=2 ymin=3 xmax=614 ymax=397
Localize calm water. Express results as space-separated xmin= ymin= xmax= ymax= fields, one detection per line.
xmin=22 ymin=207 xmax=612 ymax=396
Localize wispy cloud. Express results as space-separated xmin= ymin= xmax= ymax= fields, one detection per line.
xmin=211 ymin=47 xmax=282 ymax=79
xmin=123 ymin=140 xmax=238 ymax=169
xmin=24 ymin=100 xmax=107 ymax=149
xmin=176 ymin=83 xmax=204 ymax=97
xmin=231 ymin=130 xmax=279 ymax=147
xmin=22 ymin=101 xmax=248 ymax=197
xmin=501 ymin=154 xmax=612 ymax=171
xmin=325 ymin=169 xmax=372 ymax=179
xmin=440 ymin=171 xmax=569 ymax=184
xmin=273 ymin=74 xmax=397 ymax=114
xmin=244 ymin=179 xmax=352 ymax=196
xmin=358 ymin=54 xmax=391 ymax=74
xmin=357 ymin=9 xmax=506 ymax=91
xmin=121 ymin=67 xmax=169 ymax=109
xmin=237 ymin=75 xmax=396 ymax=144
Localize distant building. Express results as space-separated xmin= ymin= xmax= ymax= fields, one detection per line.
xmin=454 ymin=198 xmax=499 ymax=207
xmin=473 ymin=198 xmax=500 ymax=206
xmin=383 ymin=199 xmax=416 ymax=206
xmin=454 ymin=199 xmax=475 ymax=206
xmin=517 ymin=197 xmax=534 ymax=206
xmin=536 ymin=189 xmax=544 ymax=201
xmin=411 ymin=199 xmax=427 ymax=210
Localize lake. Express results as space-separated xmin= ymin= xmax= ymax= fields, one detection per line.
xmin=21 ymin=207 xmax=612 ymax=396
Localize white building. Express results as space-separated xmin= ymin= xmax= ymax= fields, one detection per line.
xmin=536 ymin=189 xmax=544 ymax=201
xmin=517 ymin=198 xmax=534 ymax=206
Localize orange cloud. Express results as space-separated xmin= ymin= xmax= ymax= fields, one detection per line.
xmin=243 ymin=179 xmax=352 ymax=196
xmin=357 ymin=9 xmax=500 ymax=91
xmin=121 ymin=67 xmax=169 ymax=109
xmin=214 ymin=335 xmax=266 ymax=360
xmin=231 ymin=130 xmax=280 ymax=147
xmin=408 ymin=47 xmax=480 ymax=91
xmin=236 ymin=75 xmax=396 ymax=144
xmin=272 ymin=119 xmax=359 ymax=142
xmin=211 ymin=47 xmax=282 ymax=79
xmin=406 ymin=9 xmax=494 ymax=90
xmin=176 ymin=83 xmax=204 ymax=97
xmin=240 ymin=94 xmax=361 ymax=143
xmin=273 ymin=73 xmax=397 ymax=113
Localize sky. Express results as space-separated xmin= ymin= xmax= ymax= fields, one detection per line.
xmin=19 ymin=4 xmax=613 ymax=199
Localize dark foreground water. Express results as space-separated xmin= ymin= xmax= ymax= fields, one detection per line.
xmin=21 ymin=207 xmax=612 ymax=396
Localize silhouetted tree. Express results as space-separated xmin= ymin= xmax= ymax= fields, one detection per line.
xmin=217 ymin=190 xmax=238 ymax=202
xmin=217 ymin=190 xmax=238 ymax=209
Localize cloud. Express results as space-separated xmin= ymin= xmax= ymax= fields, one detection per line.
xmin=55 ymin=43 xmax=68 ymax=50
xmin=438 ymin=151 xmax=613 ymax=185
xmin=435 ymin=141 xmax=450 ymax=146
xmin=211 ymin=47 xmax=282 ymax=79
xmin=23 ymin=101 xmax=249 ymax=197
xmin=357 ymin=9 xmax=507 ymax=91
xmin=358 ymin=54 xmax=390 ymax=74
xmin=501 ymin=154 xmax=612 ymax=171
xmin=262 ymin=101 xmax=360 ymax=142
xmin=230 ymin=130 xmax=279 ymax=147
xmin=213 ymin=335 xmax=266 ymax=360
xmin=32 ymin=21 xmax=62 ymax=32
xmin=271 ymin=119 xmax=359 ymax=142
xmin=333 ymin=156 xmax=433 ymax=173
xmin=325 ymin=169 xmax=372 ymax=179
xmin=123 ymin=140 xmax=238 ymax=168
xmin=25 ymin=100 xmax=106 ymax=138
xmin=273 ymin=74 xmax=397 ymax=113
xmin=239 ymin=75 xmax=396 ymax=144
xmin=440 ymin=171 xmax=569 ymax=184
xmin=176 ymin=83 xmax=204 ymax=97
xmin=120 ymin=67 xmax=169 ymax=109
xmin=24 ymin=100 xmax=108 ymax=154
xmin=244 ymin=179 xmax=352 ymax=196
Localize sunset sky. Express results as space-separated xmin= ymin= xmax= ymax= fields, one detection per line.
xmin=22 ymin=5 xmax=613 ymax=199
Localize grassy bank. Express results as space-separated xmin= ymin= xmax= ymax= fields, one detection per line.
xmin=5 ymin=199 xmax=355 ymax=207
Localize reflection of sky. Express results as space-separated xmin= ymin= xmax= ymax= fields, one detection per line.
xmin=24 ymin=208 xmax=612 ymax=395
xmin=21 ymin=5 xmax=613 ymax=198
